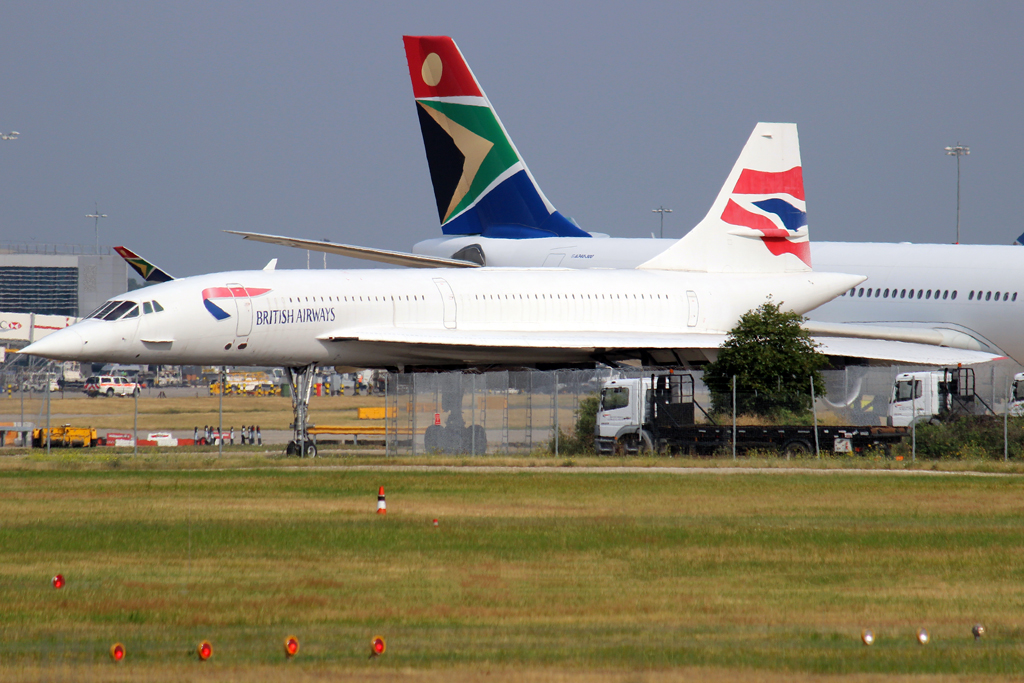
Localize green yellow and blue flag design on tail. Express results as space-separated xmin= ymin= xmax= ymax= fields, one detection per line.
xmin=404 ymin=36 xmax=589 ymax=239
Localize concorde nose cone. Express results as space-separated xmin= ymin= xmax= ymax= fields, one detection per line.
xmin=20 ymin=329 xmax=85 ymax=360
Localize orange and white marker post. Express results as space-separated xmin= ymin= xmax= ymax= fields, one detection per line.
xmin=377 ymin=486 xmax=387 ymax=514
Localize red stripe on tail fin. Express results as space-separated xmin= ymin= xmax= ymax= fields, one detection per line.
xmin=733 ymin=167 xmax=804 ymax=201
xmin=404 ymin=36 xmax=483 ymax=99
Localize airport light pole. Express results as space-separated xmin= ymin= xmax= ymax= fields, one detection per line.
xmin=652 ymin=206 xmax=672 ymax=239
xmin=945 ymin=143 xmax=969 ymax=244
xmin=85 ymin=202 xmax=108 ymax=253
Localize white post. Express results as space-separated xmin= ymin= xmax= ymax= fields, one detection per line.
xmin=133 ymin=388 xmax=138 ymax=457
xmin=554 ymin=372 xmax=559 ymax=457
xmin=45 ymin=379 xmax=51 ymax=455
xmin=912 ymin=379 xmax=917 ymax=462
xmin=810 ymin=375 xmax=820 ymax=459
xmin=1004 ymin=377 xmax=1010 ymax=462
xmin=731 ymin=375 xmax=737 ymax=460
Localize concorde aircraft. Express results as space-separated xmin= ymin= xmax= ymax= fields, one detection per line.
xmin=24 ymin=123 xmax=869 ymax=455
xmin=232 ymin=36 xmax=1024 ymax=366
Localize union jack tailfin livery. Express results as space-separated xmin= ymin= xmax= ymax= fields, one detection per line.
xmin=639 ymin=122 xmax=809 ymax=273
xmin=403 ymin=35 xmax=589 ymax=239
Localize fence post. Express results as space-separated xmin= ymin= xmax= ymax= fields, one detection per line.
xmin=1005 ymin=377 xmax=1010 ymax=462
xmin=810 ymin=375 xmax=820 ymax=459
xmin=911 ymin=379 xmax=917 ymax=462
xmin=133 ymin=388 xmax=139 ymax=457
xmin=731 ymin=375 xmax=736 ymax=460
xmin=46 ymin=377 xmax=51 ymax=455
xmin=554 ymin=371 xmax=559 ymax=457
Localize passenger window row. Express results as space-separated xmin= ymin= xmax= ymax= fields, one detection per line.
xmin=844 ymin=287 xmax=1019 ymax=303
xmin=470 ymin=293 xmax=669 ymax=301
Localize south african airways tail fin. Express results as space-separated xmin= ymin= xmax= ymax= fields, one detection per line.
xmin=639 ymin=122 xmax=810 ymax=273
xmin=114 ymin=246 xmax=175 ymax=283
xmin=403 ymin=36 xmax=589 ymax=239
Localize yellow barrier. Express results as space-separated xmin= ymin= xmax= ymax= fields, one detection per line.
xmin=356 ymin=407 xmax=397 ymax=420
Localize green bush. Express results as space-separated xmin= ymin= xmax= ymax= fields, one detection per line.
xmin=549 ymin=395 xmax=599 ymax=455
xmin=907 ymin=416 xmax=1024 ymax=460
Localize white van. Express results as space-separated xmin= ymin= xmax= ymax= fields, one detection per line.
xmin=84 ymin=375 xmax=141 ymax=398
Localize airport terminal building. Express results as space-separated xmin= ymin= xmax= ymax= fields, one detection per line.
xmin=0 ymin=243 xmax=129 ymax=318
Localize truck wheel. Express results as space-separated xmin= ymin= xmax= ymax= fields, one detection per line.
xmin=132 ymin=387 xmax=140 ymax=397
xmin=106 ymin=388 xmax=114 ymax=398
xmin=783 ymin=440 xmax=811 ymax=457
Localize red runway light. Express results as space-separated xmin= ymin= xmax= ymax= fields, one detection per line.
xmin=284 ymin=635 xmax=299 ymax=657
xmin=371 ymin=635 xmax=386 ymax=657
xmin=52 ymin=574 xmax=64 ymax=589
xmin=197 ymin=640 xmax=213 ymax=661
xmin=110 ymin=642 xmax=125 ymax=662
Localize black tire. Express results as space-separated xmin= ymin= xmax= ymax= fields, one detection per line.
xmin=132 ymin=388 xmax=140 ymax=397
xmin=303 ymin=441 xmax=317 ymax=458
xmin=286 ymin=441 xmax=298 ymax=456
xmin=463 ymin=424 xmax=487 ymax=455
xmin=615 ymin=433 xmax=649 ymax=456
xmin=106 ymin=388 xmax=115 ymax=398
xmin=439 ymin=426 xmax=465 ymax=454
xmin=783 ymin=440 xmax=811 ymax=457
xmin=424 ymin=424 xmax=443 ymax=453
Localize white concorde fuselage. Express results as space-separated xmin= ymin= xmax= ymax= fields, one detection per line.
xmin=414 ymin=237 xmax=1024 ymax=363
xmin=26 ymin=267 xmax=860 ymax=368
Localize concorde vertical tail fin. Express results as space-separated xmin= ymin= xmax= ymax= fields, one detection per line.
xmin=403 ymin=35 xmax=589 ymax=239
xmin=639 ymin=123 xmax=810 ymax=273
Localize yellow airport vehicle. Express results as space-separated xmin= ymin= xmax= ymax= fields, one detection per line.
xmin=32 ymin=425 xmax=98 ymax=448
xmin=209 ymin=371 xmax=282 ymax=396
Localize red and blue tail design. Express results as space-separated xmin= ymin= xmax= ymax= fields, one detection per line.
xmin=404 ymin=36 xmax=589 ymax=239
xmin=640 ymin=123 xmax=811 ymax=273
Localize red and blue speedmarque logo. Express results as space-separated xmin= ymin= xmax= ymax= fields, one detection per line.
xmin=201 ymin=287 xmax=271 ymax=320
xmin=721 ymin=166 xmax=810 ymax=266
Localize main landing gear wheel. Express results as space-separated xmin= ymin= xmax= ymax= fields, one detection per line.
xmin=286 ymin=439 xmax=317 ymax=458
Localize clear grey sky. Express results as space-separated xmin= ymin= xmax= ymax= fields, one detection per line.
xmin=1 ymin=1 xmax=1020 ymax=277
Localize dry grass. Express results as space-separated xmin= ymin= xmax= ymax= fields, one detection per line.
xmin=0 ymin=393 xmax=386 ymax=430
xmin=0 ymin=464 xmax=1022 ymax=679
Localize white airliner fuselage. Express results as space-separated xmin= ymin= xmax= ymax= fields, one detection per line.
xmin=414 ymin=237 xmax=1024 ymax=363
xmin=23 ymin=267 xmax=860 ymax=369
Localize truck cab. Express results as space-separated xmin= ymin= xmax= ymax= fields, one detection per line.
xmin=887 ymin=367 xmax=983 ymax=427
xmin=1010 ymin=372 xmax=1024 ymax=417
xmin=595 ymin=374 xmax=698 ymax=454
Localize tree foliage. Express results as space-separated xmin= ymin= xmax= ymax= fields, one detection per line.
xmin=702 ymin=300 xmax=828 ymax=417
xmin=550 ymin=395 xmax=599 ymax=455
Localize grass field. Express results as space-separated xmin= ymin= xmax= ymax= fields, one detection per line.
xmin=1 ymin=459 xmax=1022 ymax=681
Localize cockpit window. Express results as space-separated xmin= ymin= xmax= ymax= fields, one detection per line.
xmin=122 ymin=304 xmax=139 ymax=319
xmin=102 ymin=301 xmax=137 ymax=320
xmin=143 ymin=302 xmax=153 ymax=314
xmin=89 ymin=301 xmax=121 ymax=319
xmin=152 ymin=300 xmax=164 ymax=312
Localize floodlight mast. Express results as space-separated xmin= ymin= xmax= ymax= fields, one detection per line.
xmin=85 ymin=202 xmax=108 ymax=253
xmin=652 ymin=206 xmax=672 ymax=239
xmin=945 ymin=143 xmax=969 ymax=244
